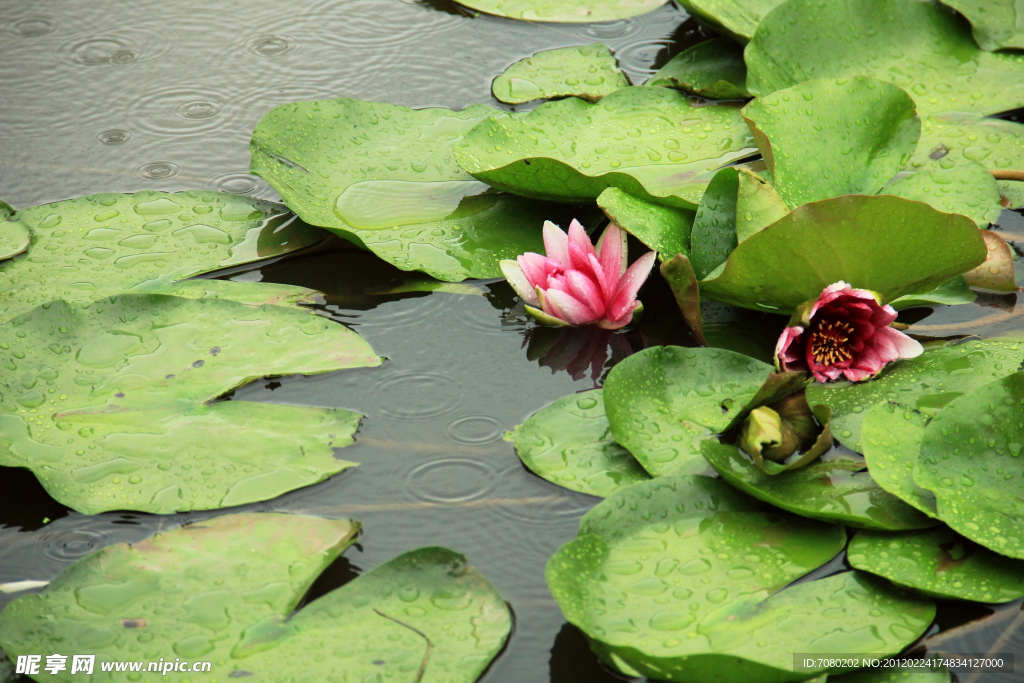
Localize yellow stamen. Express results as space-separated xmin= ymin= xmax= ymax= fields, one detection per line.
xmin=810 ymin=320 xmax=855 ymax=366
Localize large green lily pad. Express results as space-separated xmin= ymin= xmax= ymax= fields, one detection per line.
xmin=506 ymin=389 xmax=650 ymax=498
xmin=860 ymin=403 xmax=937 ymax=517
xmin=492 ymin=43 xmax=628 ymax=104
xmin=745 ymin=0 xmax=1024 ymax=117
xmin=0 ymin=192 xmax=325 ymax=323
xmin=807 ymin=336 xmax=1024 ymax=453
xmin=703 ymin=441 xmax=936 ymax=530
xmin=0 ymin=200 xmax=29 ymax=260
xmin=916 ymin=371 xmax=1024 ymax=559
xmin=452 ymin=0 xmax=668 ymax=22
xmin=689 ymin=167 xmax=739 ymax=280
xmin=674 ymin=0 xmax=785 ymax=43
xmin=454 ymin=86 xmax=757 ymax=210
xmin=940 ymin=0 xmax=1024 ymax=51
xmin=743 ymin=77 xmax=920 ymax=208
xmin=699 ymin=194 xmax=987 ymax=313
xmin=596 ymin=187 xmax=693 ymax=259
xmin=0 ymin=513 xmax=512 ymax=682
xmin=0 ymin=293 xmax=381 ymax=514
xmin=881 ymin=162 xmax=1003 ymax=228
xmin=734 ymin=168 xmax=788 ymax=242
xmin=647 ymin=38 xmax=750 ymax=99
xmin=603 ymin=346 xmax=772 ymax=477
xmin=848 ymin=527 xmax=1024 ymax=603
xmin=909 ymin=112 xmax=1024 ymax=209
xmin=548 ymin=476 xmax=935 ymax=682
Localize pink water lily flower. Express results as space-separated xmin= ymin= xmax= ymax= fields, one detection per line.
xmin=500 ymin=220 xmax=656 ymax=330
xmin=775 ymin=281 xmax=923 ymax=383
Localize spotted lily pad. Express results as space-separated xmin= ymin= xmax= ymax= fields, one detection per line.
xmin=0 ymin=192 xmax=324 ymax=323
xmin=0 ymin=293 xmax=381 ymax=514
xmin=548 ymin=476 xmax=935 ymax=682
xmin=689 ymin=167 xmax=739 ymax=280
xmin=452 ymin=0 xmax=668 ymax=22
xmin=455 ymin=86 xmax=757 ymax=210
xmin=909 ymin=112 xmax=1024 ymax=208
xmin=848 ymin=527 xmax=1024 ymax=603
xmin=743 ymin=77 xmax=920 ymax=208
xmin=916 ymin=370 xmax=1024 ymax=559
xmin=700 ymin=195 xmax=988 ymax=313
xmin=492 ymin=43 xmax=628 ymax=104
xmin=647 ymin=38 xmax=750 ymax=99
xmin=860 ymin=402 xmax=938 ymax=517
xmin=603 ymin=346 xmax=772 ymax=477
xmin=882 ymin=163 xmax=1003 ymax=228
xmin=807 ymin=336 xmax=1024 ymax=453
xmin=674 ymin=0 xmax=785 ymax=43
xmin=745 ymin=0 xmax=1024 ymax=117
xmin=0 ymin=513 xmax=512 ymax=682
xmin=0 ymin=200 xmax=29 ymax=261
xmin=506 ymin=389 xmax=650 ymax=497
xmin=940 ymin=0 xmax=1024 ymax=51
xmin=703 ymin=441 xmax=936 ymax=530
xmin=596 ymin=187 xmax=693 ymax=259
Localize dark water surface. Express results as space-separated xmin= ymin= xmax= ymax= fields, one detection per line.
xmin=1 ymin=1 xmax=1023 ymax=681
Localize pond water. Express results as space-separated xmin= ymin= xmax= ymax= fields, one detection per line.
xmin=1 ymin=1 xmax=1023 ymax=681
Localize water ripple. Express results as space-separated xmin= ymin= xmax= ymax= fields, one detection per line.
xmin=373 ymin=371 xmax=462 ymax=420
xmin=405 ymin=456 xmax=497 ymax=503
xmin=9 ymin=17 xmax=59 ymax=38
xmin=446 ymin=415 xmax=505 ymax=445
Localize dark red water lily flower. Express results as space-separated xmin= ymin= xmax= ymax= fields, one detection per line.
xmin=775 ymin=281 xmax=923 ymax=383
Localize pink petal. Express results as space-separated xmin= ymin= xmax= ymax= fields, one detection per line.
xmin=606 ymin=252 xmax=656 ymax=322
xmin=852 ymin=346 xmax=885 ymax=374
xmin=599 ymin=301 xmax=640 ymax=330
xmin=587 ymin=252 xmax=613 ymax=299
xmin=876 ymin=326 xmax=923 ymax=360
xmin=500 ymin=259 xmax=540 ymax=306
xmin=568 ymin=219 xmax=599 ymax=273
xmin=812 ymin=366 xmax=844 ymax=382
xmin=870 ymin=304 xmax=899 ymax=328
xmin=596 ymin=223 xmax=627 ymax=285
xmin=543 ymin=221 xmax=571 ymax=268
xmin=842 ymin=367 xmax=874 ymax=382
xmin=867 ymin=327 xmax=899 ymax=364
xmin=518 ymin=252 xmax=564 ymax=289
xmin=775 ymin=326 xmax=805 ymax=369
xmin=544 ymin=288 xmax=601 ymax=325
xmin=564 ymin=270 xmax=605 ymax=318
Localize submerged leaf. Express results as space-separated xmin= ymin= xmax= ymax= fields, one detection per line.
xmin=603 ymin=346 xmax=771 ymax=476
xmin=0 ymin=192 xmax=325 ymax=323
xmin=882 ymin=163 xmax=1003 ymax=229
xmin=0 ymin=514 xmax=512 ymax=682
xmin=807 ymin=336 xmax=1024 ymax=452
xmin=0 ymin=293 xmax=381 ymax=514
xmin=646 ymin=38 xmax=750 ymax=99
xmin=452 ymin=0 xmax=668 ymax=22
xmin=699 ymin=194 xmax=988 ymax=313
xmin=507 ymin=390 xmax=650 ymax=498
xmin=742 ymin=77 xmax=920 ymax=208
xmin=916 ymin=371 xmax=1024 ymax=559
xmin=492 ymin=43 xmax=628 ymax=104
xmin=597 ymin=187 xmax=694 ymax=260
xmin=745 ymin=0 xmax=1024 ymax=117
xmin=454 ymin=86 xmax=756 ymax=209
xmin=703 ymin=441 xmax=937 ymax=530
xmin=848 ymin=527 xmax=1024 ymax=603
xmin=547 ymin=476 xmax=933 ymax=682
xmin=674 ymin=0 xmax=785 ymax=43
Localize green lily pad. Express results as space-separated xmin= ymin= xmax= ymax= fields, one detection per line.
xmin=860 ymin=402 xmax=938 ymax=517
xmin=136 ymin=278 xmax=320 ymax=308
xmin=674 ymin=0 xmax=785 ymax=43
xmin=454 ymin=86 xmax=757 ymax=210
xmin=603 ymin=346 xmax=772 ymax=477
xmin=492 ymin=43 xmax=628 ymax=104
xmin=743 ymin=77 xmax=920 ymax=208
xmin=807 ymin=336 xmax=1024 ymax=453
xmin=596 ymin=187 xmax=693 ymax=259
xmin=916 ymin=370 xmax=1024 ymax=559
xmin=734 ymin=168 xmax=788 ymax=242
xmin=0 ymin=191 xmax=325 ymax=323
xmin=689 ymin=167 xmax=739 ymax=280
xmin=548 ymin=476 xmax=935 ymax=682
xmin=700 ymin=194 xmax=988 ymax=313
xmin=0 ymin=200 xmax=29 ymax=261
xmin=646 ymin=38 xmax=750 ymax=99
xmin=848 ymin=526 xmax=1024 ymax=603
xmin=703 ymin=441 xmax=937 ymax=530
xmin=940 ymin=0 xmax=1024 ymax=51
xmin=452 ymin=0 xmax=668 ymax=22
xmin=0 ymin=292 xmax=381 ymax=514
xmin=745 ymin=0 xmax=1024 ymax=117
xmin=881 ymin=163 xmax=1003 ymax=228
xmin=910 ymin=112 xmax=1024 ymax=208
xmin=0 ymin=513 xmax=512 ymax=682
xmin=891 ymin=276 xmax=977 ymax=309
xmin=506 ymin=389 xmax=650 ymax=498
